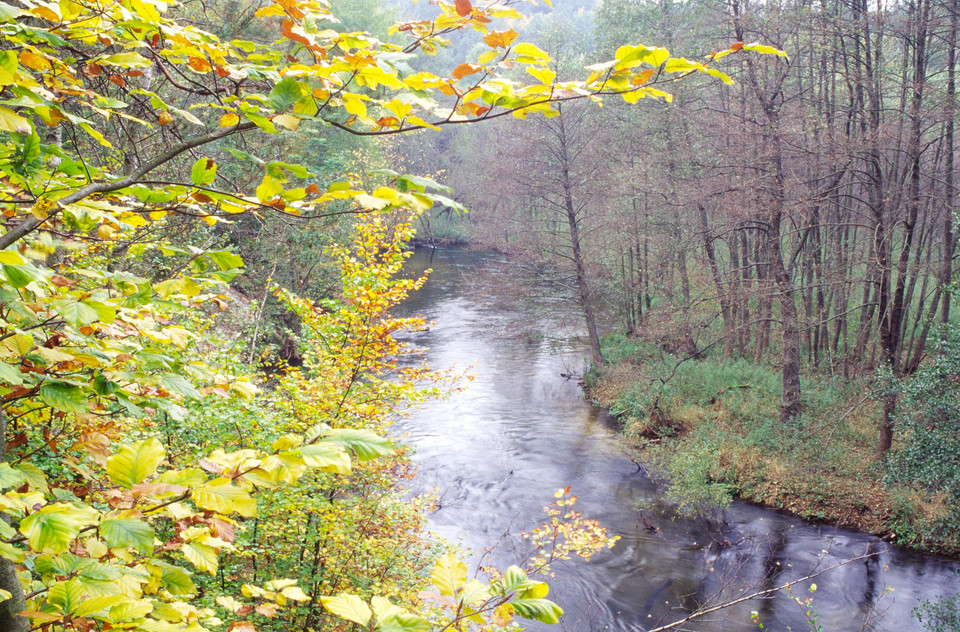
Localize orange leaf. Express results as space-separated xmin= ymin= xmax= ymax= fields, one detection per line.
xmin=482 ymin=29 xmax=518 ymax=48
xmin=20 ymin=50 xmax=51 ymax=71
xmin=188 ymin=56 xmax=212 ymax=72
xmin=454 ymin=0 xmax=472 ymax=16
xmin=438 ymin=83 xmax=461 ymax=97
xmin=452 ymin=63 xmax=481 ymax=80
xmin=632 ymin=68 xmax=655 ymax=85
xmin=375 ymin=116 xmax=400 ymax=128
xmin=282 ymin=19 xmax=311 ymax=48
xmin=731 ymin=41 xmax=745 ymax=51
xmin=29 ymin=6 xmax=59 ymax=21
xmin=158 ymin=111 xmax=174 ymax=125
xmin=83 ymin=62 xmax=102 ymax=77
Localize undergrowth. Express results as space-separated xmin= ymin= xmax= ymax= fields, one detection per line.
xmin=589 ymin=333 xmax=960 ymax=556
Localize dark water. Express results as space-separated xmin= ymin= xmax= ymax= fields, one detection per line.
xmin=395 ymin=247 xmax=960 ymax=632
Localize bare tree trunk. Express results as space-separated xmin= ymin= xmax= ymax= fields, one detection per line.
xmin=557 ymin=111 xmax=604 ymax=367
xmin=700 ymin=204 xmax=735 ymax=358
xmin=943 ymin=0 xmax=958 ymax=326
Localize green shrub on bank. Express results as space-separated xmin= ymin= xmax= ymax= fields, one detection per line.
xmin=593 ymin=333 xmax=906 ymax=546
xmin=886 ymin=326 xmax=960 ymax=553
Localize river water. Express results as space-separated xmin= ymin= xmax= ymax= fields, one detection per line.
xmin=395 ymin=247 xmax=960 ymax=632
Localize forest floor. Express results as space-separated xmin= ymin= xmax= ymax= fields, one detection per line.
xmin=586 ymin=332 xmax=958 ymax=557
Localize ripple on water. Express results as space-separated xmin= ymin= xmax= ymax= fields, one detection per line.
xmin=394 ymin=247 xmax=960 ymax=632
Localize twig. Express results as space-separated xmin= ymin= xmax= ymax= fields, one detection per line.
xmin=646 ymin=551 xmax=881 ymax=632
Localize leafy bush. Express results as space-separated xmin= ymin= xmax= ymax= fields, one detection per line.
xmin=886 ymin=325 xmax=960 ymax=553
xmin=914 ymin=594 xmax=960 ymax=632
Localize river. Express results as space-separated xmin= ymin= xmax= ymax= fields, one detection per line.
xmin=395 ymin=247 xmax=960 ymax=632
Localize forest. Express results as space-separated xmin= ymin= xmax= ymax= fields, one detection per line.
xmin=432 ymin=0 xmax=960 ymax=558
xmin=0 ymin=0 xmax=959 ymax=630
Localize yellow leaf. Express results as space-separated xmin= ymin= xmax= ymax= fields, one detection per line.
xmin=431 ymin=553 xmax=467 ymax=597
xmin=526 ymin=66 xmax=556 ymax=85
xmin=182 ymin=542 xmax=218 ymax=574
xmin=281 ymin=586 xmax=309 ymax=601
xmin=219 ymin=112 xmax=240 ymax=127
xmin=274 ymin=113 xmax=300 ymax=130
xmin=512 ymin=43 xmax=550 ymax=63
xmin=0 ymin=107 xmax=31 ymax=134
xmin=478 ymin=49 xmax=499 ymax=64
xmin=193 ymin=478 xmax=257 ymax=517
xmin=320 ymin=594 xmax=371 ymax=626
xmin=0 ymin=251 xmax=24 ymax=265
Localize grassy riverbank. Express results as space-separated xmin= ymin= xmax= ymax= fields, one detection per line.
xmin=587 ymin=333 xmax=960 ymax=557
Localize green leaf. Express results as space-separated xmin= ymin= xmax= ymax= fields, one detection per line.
xmin=106 ymin=438 xmax=165 ymax=488
xmin=40 ymin=381 xmax=89 ymax=414
xmin=518 ymin=581 xmax=549 ymax=599
xmin=100 ymin=517 xmax=154 ymax=554
xmin=246 ymin=112 xmax=277 ymax=134
xmin=431 ymin=553 xmax=467 ymax=597
xmin=20 ymin=503 xmax=97 ymax=554
xmin=320 ymin=593 xmax=372 ymax=626
xmin=99 ymin=51 xmax=152 ymax=67
xmin=190 ymin=157 xmax=216 ymax=186
xmin=323 ymin=429 xmax=393 ymax=461
xmin=296 ymin=443 xmax=351 ymax=473
xmin=378 ymin=612 xmax=431 ymax=632
xmin=0 ymin=2 xmax=23 ymax=21
xmin=15 ymin=462 xmax=49 ymax=493
xmin=47 ymin=577 xmax=85 ymax=614
xmin=0 ymin=362 xmax=24 ymax=386
xmin=193 ymin=478 xmax=257 ymax=517
xmin=204 ymin=250 xmax=244 ymax=271
xmin=268 ymin=77 xmax=303 ymax=112
xmin=160 ymin=565 xmax=196 ymax=595
xmin=501 ymin=565 xmax=535 ymax=593
xmin=512 ymin=598 xmax=564 ymax=624
xmin=108 ymin=598 xmax=153 ymax=622
xmin=2 ymin=264 xmax=36 ymax=288
xmin=0 ymin=463 xmax=25 ymax=490
xmin=266 ymin=160 xmax=310 ymax=179
xmin=150 ymin=561 xmax=196 ymax=595
xmin=159 ymin=374 xmax=201 ymax=400
xmin=54 ymin=300 xmax=100 ymax=328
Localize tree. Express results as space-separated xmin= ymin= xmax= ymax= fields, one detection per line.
xmin=0 ymin=0 xmax=771 ymax=629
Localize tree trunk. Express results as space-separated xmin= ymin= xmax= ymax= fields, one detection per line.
xmin=557 ymin=110 xmax=604 ymax=367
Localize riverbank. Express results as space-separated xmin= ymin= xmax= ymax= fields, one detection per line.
xmin=587 ymin=332 xmax=960 ymax=558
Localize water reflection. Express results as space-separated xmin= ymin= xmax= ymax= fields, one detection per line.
xmin=395 ymin=247 xmax=960 ymax=632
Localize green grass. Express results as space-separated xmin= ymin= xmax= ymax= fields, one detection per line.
xmin=590 ymin=333 xmax=932 ymax=549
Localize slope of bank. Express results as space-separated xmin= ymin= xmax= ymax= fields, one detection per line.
xmin=587 ymin=333 xmax=960 ymax=558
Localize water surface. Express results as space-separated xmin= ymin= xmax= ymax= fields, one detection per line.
xmin=396 ymin=247 xmax=960 ymax=631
